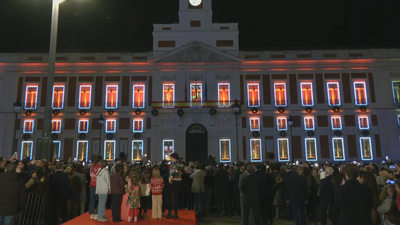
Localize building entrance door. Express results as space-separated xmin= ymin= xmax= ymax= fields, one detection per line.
xmin=186 ymin=124 xmax=208 ymax=163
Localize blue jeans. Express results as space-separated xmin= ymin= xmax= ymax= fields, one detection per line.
xmin=89 ymin=187 xmax=96 ymax=215
xmin=290 ymin=201 xmax=307 ymax=225
xmin=97 ymin=194 xmax=108 ymax=220
xmin=0 ymin=215 xmax=15 ymax=225
xmin=194 ymin=192 xmax=204 ymax=219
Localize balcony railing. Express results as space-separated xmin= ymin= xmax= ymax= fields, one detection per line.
xmin=78 ymin=102 xmax=91 ymax=109
xmin=328 ymin=99 xmax=341 ymax=106
xmin=105 ymin=102 xmax=118 ymax=109
xmin=132 ymin=101 xmax=145 ymax=108
xmin=355 ymin=98 xmax=368 ymax=105
xmin=24 ymin=103 xmax=37 ymax=109
xmin=274 ymin=100 xmax=287 ymax=107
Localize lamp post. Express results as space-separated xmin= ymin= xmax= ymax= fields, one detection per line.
xmin=12 ymin=101 xmax=22 ymax=157
xmin=288 ymin=115 xmax=294 ymax=163
xmin=232 ymin=99 xmax=241 ymax=162
xmin=39 ymin=0 xmax=66 ymax=161
xmin=98 ymin=114 xmax=104 ymax=156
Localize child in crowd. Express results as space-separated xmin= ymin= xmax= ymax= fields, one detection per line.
xmin=139 ymin=170 xmax=151 ymax=220
xmin=126 ymin=173 xmax=141 ymax=223
xmin=150 ymin=167 xmax=164 ymax=220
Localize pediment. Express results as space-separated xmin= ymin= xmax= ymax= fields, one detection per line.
xmin=150 ymin=41 xmax=243 ymax=63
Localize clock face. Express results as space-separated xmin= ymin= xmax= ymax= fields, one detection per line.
xmin=189 ymin=0 xmax=202 ymax=7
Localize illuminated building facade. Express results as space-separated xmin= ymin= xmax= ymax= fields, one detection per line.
xmin=0 ymin=0 xmax=400 ymax=163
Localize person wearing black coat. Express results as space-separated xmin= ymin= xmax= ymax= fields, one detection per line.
xmin=318 ymin=167 xmax=333 ymax=225
xmin=256 ymin=164 xmax=275 ymax=225
xmin=0 ymin=163 xmax=27 ymax=225
xmin=285 ymin=166 xmax=308 ymax=225
xmin=49 ymin=162 xmax=72 ymax=225
xmin=232 ymin=163 xmax=242 ymax=215
xmin=336 ymin=165 xmax=373 ymax=225
xmin=214 ymin=163 xmax=231 ymax=217
xmin=241 ymin=164 xmax=261 ymax=225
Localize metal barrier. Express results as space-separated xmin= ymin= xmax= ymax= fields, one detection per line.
xmin=380 ymin=213 xmax=395 ymax=225
xmin=16 ymin=191 xmax=50 ymax=225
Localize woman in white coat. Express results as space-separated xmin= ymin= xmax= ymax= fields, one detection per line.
xmin=96 ymin=161 xmax=111 ymax=222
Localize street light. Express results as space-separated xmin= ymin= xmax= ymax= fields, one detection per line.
xmin=12 ymin=101 xmax=22 ymax=156
xmin=288 ymin=115 xmax=294 ymax=163
xmin=39 ymin=0 xmax=65 ymax=161
xmin=98 ymin=114 xmax=105 ymax=156
xmin=232 ymin=99 xmax=241 ymax=162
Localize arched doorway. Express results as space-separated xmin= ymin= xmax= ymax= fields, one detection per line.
xmin=186 ymin=124 xmax=208 ymax=163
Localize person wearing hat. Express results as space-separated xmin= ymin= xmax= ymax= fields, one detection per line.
xmin=166 ymin=153 xmax=191 ymax=219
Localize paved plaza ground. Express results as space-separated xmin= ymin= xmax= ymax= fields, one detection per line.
xmin=198 ymin=215 xmax=295 ymax=225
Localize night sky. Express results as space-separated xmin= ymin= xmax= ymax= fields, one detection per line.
xmin=0 ymin=0 xmax=399 ymax=53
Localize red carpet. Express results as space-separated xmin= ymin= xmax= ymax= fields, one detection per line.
xmin=63 ymin=210 xmax=197 ymax=225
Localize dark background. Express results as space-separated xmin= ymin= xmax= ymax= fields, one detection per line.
xmin=0 ymin=0 xmax=399 ymax=53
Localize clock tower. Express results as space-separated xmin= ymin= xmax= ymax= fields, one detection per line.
xmin=152 ymin=0 xmax=239 ymax=56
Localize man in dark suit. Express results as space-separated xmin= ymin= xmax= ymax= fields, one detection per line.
xmin=255 ymin=164 xmax=275 ymax=225
xmin=214 ymin=163 xmax=231 ymax=218
xmin=49 ymin=162 xmax=72 ymax=225
xmin=232 ymin=163 xmax=242 ymax=215
xmin=286 ymin=166 xmax=308 ymax=225
xmin=318 ymin=166 xmax=334 ymax=225
xmin=336 ymin=165 xmax=373 ymax=225
xmin=241 ymin=164 xmax=261 ymax=225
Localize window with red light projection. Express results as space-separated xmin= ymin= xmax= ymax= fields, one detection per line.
xmin=133 ymin=84 xmax=145 ymax=108
xmin=163 ymin=84 xmax=175 ymax=108
xmin=331 ymin=117 xmax=342 ymax=130
xmin=218 ymin=83 xmax=230 ymax=107
xmin=79 ymin=85 xmax=91 ymax=109
xmin=105 ymin=120 xmax=116 ymax=133
xmin=52 ymin=85 xmax=65 ymax=109
xmin=304 ymin=117 xmax=315 ymax=130
xmin=277 ymin=118 xmax=287 ymax=131
xmin=25 ymin=85 xmax=38 ymax=109
xmin=51 ymin=120 xmax=62 ymax=133
xmin=249 ymin=118 xmax=260 ymax=131
xmin=300 ymin=83 xmax=314 ymax=106
xmin=354 ymin=82 xmax=368 ymax=105
xmin=105 ymin=85 xmax=118 ymax=109
xmin=23 ymin=120 xmax=34 ymax=133
xmin=327 ymin=82 xmax=341 ymax=106
xmin=358 ymin=116 xmax=369 ymax=130
xmin=190 ymin=83 xmax=202 ymax=107
xmin=247 ymin=83 xmax=260 ymax=107
xmin=133 ymin=119 xmax=143 ymax=133
xmin=274 ymin=83 xmax=287 ymax=107
xmin=78 ymin=120 xmax=89 ymax=133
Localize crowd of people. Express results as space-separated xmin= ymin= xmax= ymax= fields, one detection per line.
xmin=1 ymin=152 xmax=400 ymax=225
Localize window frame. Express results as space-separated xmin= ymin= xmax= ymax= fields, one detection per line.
xmin=78 ymin=85 xmax=92 ymax=109
xmin=162 ymin=84 xmax=175 ymax=108
xmin=274 ymin=83 xmax=287 ymax=107
xmin=304 ymin=117 xmax=315 ymax=130
xmin=332 ymin=137 xmax=345 ymax=161
xmin=132 ymin=140 xmax=143 ymax=161
xmin=277 ymin=117 xmax=288 ymax=131
xmin=277 ymin=138 xmax=290 ymax=162
xmin=353 ymin=81 xmax=368 ymax=106
xmin=52 ymin=141 xmax=61 ymax=160
xmin=250 ymin=138 xmax=262 ymax=162
xmin=78 ymin=119 xmax=89 ymax=133
xmin=104 ymin=140 xmax=116 ymax=161
xmin=360 ymin=137 xmax=373 ymax=161
xmin=392 ymin=81 xmax=400 ymax=105
xmin=105 ymin=84 xmax=119 ymax=109
xmin=300 ymin=82 xmax=314 ymax=106
xmin=132 ymin=84 xmax=145 ymax=109
xmin=105 ymin=119 xmax=116 ymax=133
xmin=23 ymin=120 xmax=34 ymax=133
xmin=247 ymin=83 xmax=260 ymax=107
xmin=51 ymin=85 xmax=65 ymax=109
xmin=133 ymin=119 xmax=144 ymax=133
xmin=163 ymin=140 xmax=174 ymax=161
xmin=190 ymin=83 xmax=203 ymax=108
xmin=24 ymin=85 xmax=38 ymax=109
xmin=327 ymin=82 xmax=341 ymax=106
xmin=51 ymin=120 xmax=62 ymax=133
xmin=249 ymin=118 xmax=260 ymax=131
xmin=331 ymin=116 xmax=342 ymax=130
xmin=358 ymin=116 xmax=370 ymax=130
xmin=218 ymin=83 xmax=230 ymax=108
xmin=76 ymin=140 xmax=88 ymax=162
xmin=219 ymin=139 xmax=231 ymax=162
xmin=21 ymin=141 xmax=33 ymax=160
xmin=305 ymin=138 xmax=318 ymax=161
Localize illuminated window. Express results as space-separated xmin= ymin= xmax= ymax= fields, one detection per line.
xmin=360 ymin=137 xmax=373 ymax=160
xmin=327 ymin=82 xmax=341 ymax=106
xmin=133 ymin=84 xmax=145 ymax=108
xmin=21 ymin=141 xmax=33 ymax=160
xmin=163 ymin=84 xmax=175 ymax=108
xmin=105 ymin=119 xmax=116 ymax=133
xmin=52 ymin=85 xmax=65 ymax=109
xmin=247 ymin=83 xmax=260 ymax=107
xmin=23 ymin=120 xmax=34 ymax=133
xmin=358 ymin=116 xmax=369 ymax=130
xmin=274 ymin=83 xmax=287 ymax=107
xmin=305 ymin=138 xmax=317 ymax=161
xmin=304 ymin=117 xmax=315 ymax=130
xmin=78 ymin=120 xmax=89 ymax=133
xmin=331 ymin=117 xmax=342 ymax=130
xmin=332 ymin=138 xmax=345 ymax=161
xmin=354 ymin=82 xmax=367 ymax=105
xmin=104 ymin=140 xmax=116 ymax=161
xmin=51 ymin=120 xmax=62 ymax=133
xmin=76 ymin=141 xmax=88 ymax=162
xmin=398 ymin=116 xmax=400 ymax=126
xmin=163 ymin=140 xmax=174 ymax=161
xmin=105 ymin=85 xmax=118 ymax=109
xmin=277 ymin=118 xmax=287 ymax=131
xmin=250 ymin=118 xmax=260 ymax=131
xmin=392 ymin=81 xmax=400 ymax=104
xmin=79 ymin=85 xmax=92 ymax=109
xmin=219 ymin=139 xmax=231 ymax=162
xmin=52 ymin=141 xmax=61 ymax=160
xmin=25 ymin=85 xmax=38 ymax=109
xmin=133 ymin=119 xmax=143 ymax=133
xmin=132 ymin=140 xmax=143 ymax=161
xmin=300 ymin=83 xmax=314 ymax=106
xmin=218 ymin=83 xmax=230 ymax=107
xmin=278 ymin=138 xmax=289 ymax=162
xmin=190 ymin=83 xmax=202 ymax=108
xmin=250 ymin=139 xmax=262 ymax=162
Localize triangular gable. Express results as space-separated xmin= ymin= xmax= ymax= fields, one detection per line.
xmin=149 ymin=41 xmax=243 ymax=63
